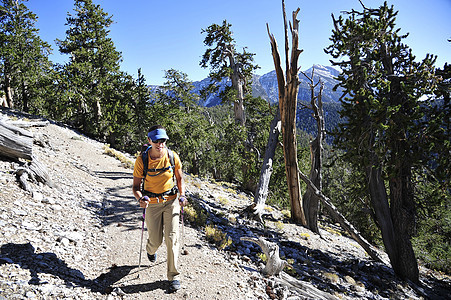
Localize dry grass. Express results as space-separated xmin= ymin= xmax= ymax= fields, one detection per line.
xmin=103 ymin=144 xmax=134 ymax=169
xmin=205 ymin=225 xmax=232 ymax=250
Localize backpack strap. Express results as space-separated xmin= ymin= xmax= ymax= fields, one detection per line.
xmin=141 ymin=144 xmax=151 ymax=192
xmin=167 ymin=148 xmax=175 ymax=169
xmin=141 ymin=145 xmax=176 ymax=192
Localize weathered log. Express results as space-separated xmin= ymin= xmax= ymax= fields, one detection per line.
xmin=240 ymin=236 xmax=288 ymax=276
xmin=274 ymin=272 xmax=338 ymax=300
xmin=0 ymin=114 xmax=53 ymax=192
xmin=241 ymin=236 xmax=338 ymax=299
xmin=0 ymin=120 xmax=33 ymax=160
xmin=7 ymin=119 xmax=49 ymax=128
xmin=14 ymin=155 xmax=53 ymax=192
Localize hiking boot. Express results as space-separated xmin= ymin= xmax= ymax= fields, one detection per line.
xmin=147 ymin=253 xmax=156 ymax=263
xmin=169 ymin=280 xmax=180 ymax=292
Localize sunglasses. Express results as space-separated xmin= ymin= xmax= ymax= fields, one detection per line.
xmin=152 ymin=139 xmax=167 ymax=144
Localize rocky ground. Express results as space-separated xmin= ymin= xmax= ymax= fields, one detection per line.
xmin=0 ymin=109 xmax=450 ymax=300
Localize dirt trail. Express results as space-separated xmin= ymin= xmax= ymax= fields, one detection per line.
xmin=56 ymin=124 xmax=255 ymax=299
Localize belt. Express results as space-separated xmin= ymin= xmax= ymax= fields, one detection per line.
xmin=147 ymin=194 xmax=177 ymax=204
xmin=142 ymin=186 xmax=178 ymax=204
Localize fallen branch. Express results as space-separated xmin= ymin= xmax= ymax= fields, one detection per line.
xmin=298 ymin=169 xmax=386 ymax=263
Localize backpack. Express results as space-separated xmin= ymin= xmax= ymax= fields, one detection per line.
xmin=140 ymin=144 xmax=176 ymax=193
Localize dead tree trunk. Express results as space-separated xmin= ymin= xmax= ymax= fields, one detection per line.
xmin=241 ymin=236 xmax=338 ymax=299
xmin=251 ymin=106 xmax=281 ymax=222
xmin=298 ymin=170 xmax=385 ymax=263
xmin=240 ymin=236 xmax=288 ymax=276
xmin=267 ymin=1 xmax=306 ymax=225
xmin=0 ymin=120 xmax=33 ymax=160
xmin=0 ymin=115 xmax=53 ymax=192
xmin=301 ymin=69 xmax=325 ymax=233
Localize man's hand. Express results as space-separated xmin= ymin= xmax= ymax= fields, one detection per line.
xmin=139 ymin=196 xmax=150 ymax=208
xmin=179 ymin=195 xmax=188 ymax=207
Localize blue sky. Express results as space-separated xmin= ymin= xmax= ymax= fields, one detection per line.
xmin=27 ymin=0 xmax=450 ymax=86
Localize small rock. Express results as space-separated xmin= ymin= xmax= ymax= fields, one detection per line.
xmin=33 ymin=192 xmax=44 ymax=201
xmin=41 ymin=197 xmax=56 ymax=204
xmin=60 ymin=237 xmax=70 ymax=247
xmin=12 ymin=208 xmax=28 ymax=216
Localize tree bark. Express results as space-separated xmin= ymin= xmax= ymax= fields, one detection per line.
xmin=231 ymin=77 xmax=246 ymax=126
xmin=3 ymin=61 xmax=14 ymax=108
xmin=302 ymin=70 xmax=324 ymax=233
xmin=229 ymin=53 xmax=246 ymax=126
xmin=0 ymin=120 xmax=33 ymax=160
xmin=388 ymin=162 xmax=419 ymax=283
xmin=387 ymin=77 xmax=419 ymax=283
xmin=252 ymin=106 xmax=281 ymax=221
xmin=267 ymin=1 xmax=306 ymax=225
xmin=240 ymin=236 xmax=288 ymax=276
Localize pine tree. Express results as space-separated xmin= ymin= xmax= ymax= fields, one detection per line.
xmin=149 ymin=69 xmax=214 ymax=176
xmin=200 ymin=20 xmax=259 ymax=126
xmin=128 ymin=68 xmax=153 ymax=149
xmin=0 ymin=0 xmax=52 ymax=111
xmin=57 ymin=0 xmax=123 ymax=136
xmin=325 ymin=2 xmax=439 ymax=283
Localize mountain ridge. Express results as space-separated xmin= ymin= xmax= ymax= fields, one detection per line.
xmin=191 ymin=64 xmax=343 ymax=107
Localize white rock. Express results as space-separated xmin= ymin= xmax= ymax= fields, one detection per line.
xmin=32 ymin=192 xmax=43 ymax=201
xmin=60 ymin=237 xmax=70 ymax=247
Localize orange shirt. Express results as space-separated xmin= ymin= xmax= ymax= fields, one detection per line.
xmin=133 ymin=148 xmax=181 ymax=194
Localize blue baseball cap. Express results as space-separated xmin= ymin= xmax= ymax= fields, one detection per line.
xmin=147 ymin=128 xmax=169 ymax=141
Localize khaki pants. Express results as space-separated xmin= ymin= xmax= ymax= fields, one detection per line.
xmin=145 ymin=198 xmax=180 ymax=281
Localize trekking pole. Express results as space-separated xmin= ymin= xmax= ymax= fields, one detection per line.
xmin=181 ymin=206 xmax=188 ymax=255
xmin=137 ymin=207 xmax=146 ymax=278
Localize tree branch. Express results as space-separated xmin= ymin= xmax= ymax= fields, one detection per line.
xmin=298 ymin=169 xmax=386 ymax=263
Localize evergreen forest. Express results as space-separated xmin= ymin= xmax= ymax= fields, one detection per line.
xmin=1 ymin=0 xmax=449 ymax=277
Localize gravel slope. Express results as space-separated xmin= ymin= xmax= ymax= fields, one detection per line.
xmin=1 ymin=110 xmax=450 ymax=300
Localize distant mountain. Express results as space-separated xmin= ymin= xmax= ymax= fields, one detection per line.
xmin=191 ymin=64 xmax=343 ymax=107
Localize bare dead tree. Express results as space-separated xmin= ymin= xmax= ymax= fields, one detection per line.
xmin=250 ymin=106 xmax=281 ymax=223
xmin=267 ymin=0 xmax=306 ymax=225
xmin=301 ymin=67 xmax=324 ymax=233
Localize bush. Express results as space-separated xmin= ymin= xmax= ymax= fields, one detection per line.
xmin=205 ymin=225 xmax=232 ymax=250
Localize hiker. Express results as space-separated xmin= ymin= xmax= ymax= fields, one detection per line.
xmin=132 ymin=125 xmax=187 ymax=292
